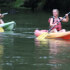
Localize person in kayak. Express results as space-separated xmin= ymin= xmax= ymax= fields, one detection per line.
xmin=49 ymin=9 xmax=69 ymax=32
xmin=0 ymin=14 xmax=4 ymax=24
xmin=0 ymin=9 xmax=4 ymax=24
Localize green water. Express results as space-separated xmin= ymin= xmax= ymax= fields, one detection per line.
xmin=0 ymin=12 xmax=70 ymax=70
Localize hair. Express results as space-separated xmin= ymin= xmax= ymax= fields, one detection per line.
xmin=52 ymin=9 xmax=59 ymax=13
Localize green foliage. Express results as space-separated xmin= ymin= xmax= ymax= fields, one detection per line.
xmin=37 ymin=0 xmax=46 ymax=9
xmin=0 ymin=0 xmax=70 ymax=11
xmin=11 ymin=0 xmax=24 ymax=8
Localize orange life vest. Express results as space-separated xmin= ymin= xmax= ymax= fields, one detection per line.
xmin=48 ymin=17 xmax=62 ymax=31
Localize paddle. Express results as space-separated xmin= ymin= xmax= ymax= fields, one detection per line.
xmin=2 ymin=13 xmax=8 ymax=16
xmin=36 ymin=32 xmax=48 ymax=41
xmin=36 ymin=12 xmax=70 ymax=41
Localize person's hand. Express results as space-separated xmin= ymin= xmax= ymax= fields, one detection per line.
xmin=54 ymin=24 xmax=57 ymax=26
xmin=65 ymin=14 xmax=68 ymax=17
xmin=51 ymin=23 xmax=57 ymax=27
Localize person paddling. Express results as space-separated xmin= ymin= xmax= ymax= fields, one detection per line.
xmin=49 ymin=9 xmax=69 ymax=32
xmin=0 ymin=9 xmax=4 ymax=24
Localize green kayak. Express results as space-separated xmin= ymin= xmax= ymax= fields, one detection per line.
xmin=0 ymin=21 xmax=16 ymax=31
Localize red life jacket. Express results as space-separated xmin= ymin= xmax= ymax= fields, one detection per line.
xmin=48 ymin=17 xmax=62 ymax=31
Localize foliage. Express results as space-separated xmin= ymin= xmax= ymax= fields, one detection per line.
xmin=11 ymin=0 xmax=24 ymax=8
xmin=0 ymin=0 xmax=70 ymax=11
xmin=37 ymin=0 xmax=46 ymax=10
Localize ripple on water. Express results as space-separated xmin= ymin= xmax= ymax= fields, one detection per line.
xmin=1 ymin=27 xmax=36 ymax=39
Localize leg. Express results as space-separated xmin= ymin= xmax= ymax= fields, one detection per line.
xmin=59 ymin=29 xmax=66 ymax=32
xmin=41 ymin=30 xmax=48 ymax=32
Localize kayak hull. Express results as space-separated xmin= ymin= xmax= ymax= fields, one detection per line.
xmin=0 ymin=21 xmax=16 ymax=31
xmin=34 ymin=30 xmax=70 ymax=40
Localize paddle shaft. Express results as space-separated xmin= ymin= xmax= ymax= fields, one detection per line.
xmin=2 ymin=13 xmax=8 ymax=16
xmin=48 ymin=12 xmax=70 ymax=33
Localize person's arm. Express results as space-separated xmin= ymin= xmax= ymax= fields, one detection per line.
xmin=1 ymin=15 xmax=4 ymax=18
xmin=50 ymin=18 xmax=56 ymax=27
xmin=60 ymin=14 xmax=69 ymax=22
xmin=0 ymin=14 xmax=4 ymax=18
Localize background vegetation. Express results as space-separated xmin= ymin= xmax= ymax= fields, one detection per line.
xmin=0 ymin=0 xmax=70 ymax=12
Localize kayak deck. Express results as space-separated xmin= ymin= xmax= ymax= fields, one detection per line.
xmin=46 ymin=32 xmax=70 ymax=40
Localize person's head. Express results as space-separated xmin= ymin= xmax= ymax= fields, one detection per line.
xmin=52 ymin=9 xmax=59 ymax=17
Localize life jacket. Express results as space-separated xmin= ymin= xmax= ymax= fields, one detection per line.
xmin=48 ymin=16 xmax=62 ymax=31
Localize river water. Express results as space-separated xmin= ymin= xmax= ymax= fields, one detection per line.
xmin=0 ymin=12 xmax=70 ymax=70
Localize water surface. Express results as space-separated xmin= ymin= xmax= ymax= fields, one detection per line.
xmin=0 ymin=12 xmax=70 ymax=70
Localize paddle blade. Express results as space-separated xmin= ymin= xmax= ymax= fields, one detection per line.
xmin=36 ymin=32 xmax=48 ymax=41
xmin=0 ymin=27 xmax=4 ymax=32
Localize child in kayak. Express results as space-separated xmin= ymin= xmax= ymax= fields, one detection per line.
xmin=49 ymin=9 xmax=69 ymax=32
xmin=0 ymin=9 xmax=4 ymax=24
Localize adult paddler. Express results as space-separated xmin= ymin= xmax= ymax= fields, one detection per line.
xmin=49 ymin=9 xmax=69 ymax=32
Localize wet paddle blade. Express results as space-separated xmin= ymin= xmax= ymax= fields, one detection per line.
xmin=0 ymin=27 xmax=4 ymax=32
xmin=36 ymin=32 xmax=48 ymax=41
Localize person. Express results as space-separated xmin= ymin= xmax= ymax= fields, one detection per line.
xmin=49 ymin=9 xmax=69 ymax=32
xmin=0 ymin=9 xmax=4 ymax=24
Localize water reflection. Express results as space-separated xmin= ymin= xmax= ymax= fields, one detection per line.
xmin=35 ymin=39 xmax=70 ymax=70
xmin=0 ymin=34 xmax=4 ymax=70
xmin=35 ymin=39 xmax=70 ymax=47
xmin=0 ymin=45 xmax=4 ymax=70
xmin=0 ymin=27 xmax=70 ymax=70
xmin=0 ymin=32 xmax=15 ymax=70
xmin=0 ymin=29 xmax=35 ymax=70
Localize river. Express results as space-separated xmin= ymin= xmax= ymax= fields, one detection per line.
xmin=0 ymin=11 xmax=70 ymax=70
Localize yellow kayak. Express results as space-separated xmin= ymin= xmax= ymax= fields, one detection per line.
xmin=46 ymin=32 xmax=70 ymax=39
xmin=34 ymin=30 xmax=70 ymax=40
xmin=0 ymin=27 xmax=4 ymax=32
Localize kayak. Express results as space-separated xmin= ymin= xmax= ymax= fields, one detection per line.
xmin=34 ymin=30 xmax=70 ymax=40
xmin=0 ymin=21 xmax=16 ymax=31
